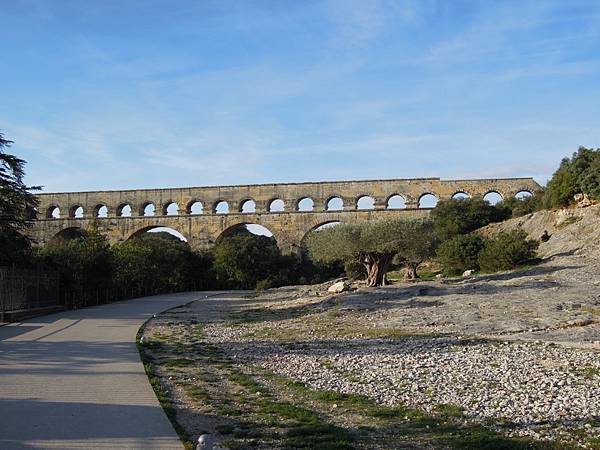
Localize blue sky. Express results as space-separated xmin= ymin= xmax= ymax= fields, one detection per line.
xmin=1 ymin=0 xmax=599 ymax=193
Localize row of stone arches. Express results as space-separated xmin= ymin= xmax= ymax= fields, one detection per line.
xmin=51 ymin=217 xmax=350 ymax=249
xmin=44 ymin=190 xmax=534 ymax=219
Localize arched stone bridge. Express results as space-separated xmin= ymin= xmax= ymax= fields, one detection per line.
xmin=30 ymin=177 xmax=541 ymax=254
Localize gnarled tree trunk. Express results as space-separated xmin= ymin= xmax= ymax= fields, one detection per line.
xmin=405 ymin=262 xmax=421 ymax=280
xmin=361 ymin=252 xmax=393 ymax=287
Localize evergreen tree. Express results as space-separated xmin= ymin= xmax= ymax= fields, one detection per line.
xmin=0 ymin=131 xmax=40 ymax=265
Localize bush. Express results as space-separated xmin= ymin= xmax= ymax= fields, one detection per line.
xmin=431 ymin=197 xmax=511 ymax=241
xmin=478 ymin=230 xmax=539 ymax=272
xmin=436 ymin=234 xmax=486 ymax=276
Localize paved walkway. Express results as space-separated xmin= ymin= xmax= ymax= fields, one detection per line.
xmin=0 ymin=292 xmax=213 ymax=450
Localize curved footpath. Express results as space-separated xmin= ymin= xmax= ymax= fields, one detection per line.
xmin=0 ymin=291 xmax=217 ymax=450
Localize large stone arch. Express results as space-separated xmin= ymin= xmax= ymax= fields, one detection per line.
xmin=127 ymin=225 xmax=190 ymax=243
xmin=215 ymin=222 xmax=278 ymax=244
xmin=299 ymin=219 xmax=345 ymax=247
xmin=52 ymin=227 xmax=88 ymax=241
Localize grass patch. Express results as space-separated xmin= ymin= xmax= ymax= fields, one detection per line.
xmin=136 ymin=323 xmax=195 ymax=450
xmin=186 ymin=385 xmax=211 ymax=403
xmin=283 ymin=423 xmax=353 ymax=449
xmin=576 ymin=366 xmax=600 ymax=378
xmin=163 ymin=357 xmax=194 ymax=367
xmin=265 ymin=373 xmax=573 ymax=449
xmin=581 ymin=306 xmax=600 ymax=317
xmin=435 ymin=403 xmax=465 ymax=418
xmin=557 ymin=215 xmax=582 ymax=228
xmin=227 ymin=370 xmax=263 ymax=391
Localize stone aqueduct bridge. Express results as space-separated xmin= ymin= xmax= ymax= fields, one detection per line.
xmin=30 ymin=177 xmax=541 ymax=254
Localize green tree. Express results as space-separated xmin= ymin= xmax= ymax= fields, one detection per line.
xmin=305 ymin=219 xmax=437 ymax=287
xmin=0 ymin=131 xmax=40 ymax=265
xmin=502 ymin=192 xmax=547 ymax=218
xmin=401 ymin=219 xmax=439 ymax=279
xmin=430 ymin=197 xmax=511 ymax=241
xmin=112 ymin=232 xmax=213 ymax=293
xmin=437 ymin=234 xmax=486 ymax=276
xmin=37 ymin=227 xmax=113 ymax=298
xmin=546 ymin=147 xmax=600 ymax=207
xmin=213 ymin=231 xmax=293 ymax=289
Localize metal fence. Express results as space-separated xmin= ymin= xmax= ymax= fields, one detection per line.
xmin=0 ymin=267 xmax=60 ymax=313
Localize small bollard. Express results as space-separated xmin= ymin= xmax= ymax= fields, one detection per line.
xmin=197 ymin=434 xmax=213 ymax=450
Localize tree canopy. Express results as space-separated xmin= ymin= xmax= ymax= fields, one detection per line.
xmin=430 ymin=196 xmax=511 ymax=241
xmin=305 ymin=218 xmax=437 ymax=286
xmin=0 ymin=131 xmax=40 ymax=265
xmin=213 ymin=230 xmax=297 ymax=289
xmin=546 ymin=147 xmax=600 ymax=207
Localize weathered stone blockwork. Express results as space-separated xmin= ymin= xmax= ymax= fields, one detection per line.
xmin=30 ymin=177 xmax=541 ymax=253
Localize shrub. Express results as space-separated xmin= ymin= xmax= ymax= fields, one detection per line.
xmin=478 ymin=230 xmax=539 ymax=272
xmin=437 ymin=234 xmax=486 ymax=276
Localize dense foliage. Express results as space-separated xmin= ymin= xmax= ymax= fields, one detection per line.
xmin=305 ymin=219 xmax=437 ymax=286
xmin=478 ymin=230 xmax=539 ymax=273
xmin=502 ymin=194 xmax=547 ymax=218
xmin=0 ymin=131 xmax=40 ymax=265
xmin=112 ymin=232 xmax=213 ymax=293
xmin=545 ymin=147 xmax=600 ymax=207
xmin=37 ymin=228 xmax=113 ymax=296
xmin=213 ymin=232 xmax=296 ymax=289
xmin=34 ymin=225 xmax=339 ymax=305
xmin=436 ymin=231 xmax=538 ymax=276
xmin=436 ymin=234 xmax=486 ymax=276
xmin=37 ymin=229 xmax=214 ymax=306
xmin=431 ymin=197 xmax=511 ymax=241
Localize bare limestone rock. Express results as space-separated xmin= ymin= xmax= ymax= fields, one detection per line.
xmin=328 ymin=281 xmax=349 ymax=293
xmin=462 ymin=269 xmax=475 ymax=277
xmin=574 ymin=192 xmax=595 ymax=208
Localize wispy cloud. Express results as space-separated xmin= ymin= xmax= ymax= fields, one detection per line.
xmin=2 ymin=0 xmax=599 ymax=193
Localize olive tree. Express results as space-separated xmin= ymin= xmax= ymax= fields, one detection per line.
xmin=402 ymin=219 xmax=438 ymax=279
xmin=305 ymin=218 xmax=437 ymax=287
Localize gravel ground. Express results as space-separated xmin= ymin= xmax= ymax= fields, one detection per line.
xmin=147 ymin=205 xmax=600 ymax=448
xmin=202 ymin=322 xmax=600 ymax=444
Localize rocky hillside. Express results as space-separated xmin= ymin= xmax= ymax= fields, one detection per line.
xmin=481 ymin=203 xmax=600 ymax=260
